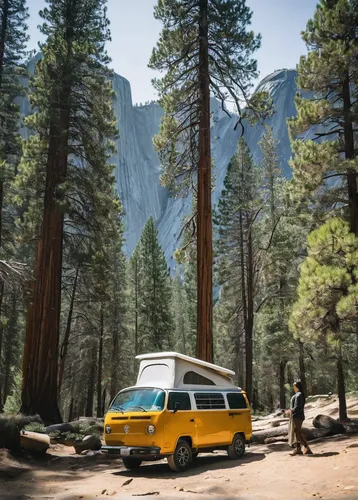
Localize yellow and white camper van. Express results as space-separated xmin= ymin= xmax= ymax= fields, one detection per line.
xmin=102 ymin=352 xmax=251 ymax=472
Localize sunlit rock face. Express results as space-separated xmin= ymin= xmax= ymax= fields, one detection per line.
xmin=21 ymin=59 xmax=298 ymax=261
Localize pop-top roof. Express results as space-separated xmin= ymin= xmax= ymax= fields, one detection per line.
xmin=135 ymin=352 xmax=235 ymax=379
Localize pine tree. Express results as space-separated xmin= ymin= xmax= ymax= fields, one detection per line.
xmin=0 ymin=0 xmax=28 ymax=414
xmin=0 ymin=0 xmax=28 ymax=249
xmin=289 ymin=0 xmax=358 ymax=234
xmin=136 ymin=217 xmax=173 ymax=353
xmin=149 ymin=0 xmax=269 ymax=362
xmin=18 ymin=0 xmax=117 ymax=423
xmin=214 ymin=138 xmax=262 ymax=401
xmin=128 ymin=246 xmax=141 ymax=361
xmin=289 ymin=217 xmax=358 ymax=421
xmin=172 ymin=274 xmax=190 ymax=354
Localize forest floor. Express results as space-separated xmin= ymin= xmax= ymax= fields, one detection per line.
xmin=1 ymin=396 xmax=358 ymax=500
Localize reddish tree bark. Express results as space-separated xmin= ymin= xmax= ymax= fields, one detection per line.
xmin=337 ymin=343 xmax=347 ymax=421
xmin=245 ymin=227 xmax=254 ymax=402
xmin=0 ymin=0 xmax=9 ymax=248
xmin=21 ymin=47 xmax=73 ymax=423
xmin=196 ymin=0 xmax=213 ymax=363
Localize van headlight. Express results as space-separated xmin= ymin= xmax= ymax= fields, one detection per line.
xmin=146 ymin=424 xmax=156 ymax=435
xmin=105 ymin=425 xmax=111 ymax=434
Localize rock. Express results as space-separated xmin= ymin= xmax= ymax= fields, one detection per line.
xmin=313 ymin=415 xmax=345 ymax=435
xmin=74 ymin=434 xmax=102 ymax=454
xmin=86 ymin=450 xmax=102 ymax=456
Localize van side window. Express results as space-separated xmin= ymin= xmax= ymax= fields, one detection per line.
xmin=227 ymin=392 xmax=247 ymax=409
xmin=194 ymin=393 xmax=226 ymax=410
xmin=183 ymin=371 xmax=215 ymax=385
xmin=167 ymin=392 xmax=191 ymax=411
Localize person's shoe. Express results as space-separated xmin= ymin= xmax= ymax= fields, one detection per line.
xmin=290 ymin=447 xmax=302 ymax=456
xmin=303 ymin=446 xmax=313 ymax=455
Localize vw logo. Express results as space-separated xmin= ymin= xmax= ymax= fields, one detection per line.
xmin=124 ymin=425 xmax=130 ymax=434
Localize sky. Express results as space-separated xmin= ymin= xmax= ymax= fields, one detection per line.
xmin=27 ymin=0 xmax=318 ymax=105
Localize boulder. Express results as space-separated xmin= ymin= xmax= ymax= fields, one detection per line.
xmin=74 ymin=434 xmax=102 ymax=454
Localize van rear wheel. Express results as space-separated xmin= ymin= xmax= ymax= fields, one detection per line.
xmin=227 ymin=434 xmax=245 ymax=459
xmin=122 ymin=457 xmax=142 ymax=469
xmin=167 ymin=440 xmax=192 ymax=472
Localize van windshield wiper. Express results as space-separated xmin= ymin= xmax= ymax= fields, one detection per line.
xmin=111 ymin=405 xmax=125 ymax=413
xmin=127 ymin=405 xmax=147 ymax=412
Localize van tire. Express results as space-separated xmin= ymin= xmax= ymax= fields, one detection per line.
xmin=122 ymin=457 xmax=142 ymax=469
xmin=167 ymin=439 xmax=192 ymax=472
xmin=227 ymin=434 xmax=245 ymax=459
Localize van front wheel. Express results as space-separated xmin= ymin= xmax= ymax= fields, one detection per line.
xmin=167 ymin=440 xmax=192 ymax=472
xmin=227 ymin=434 xmax=245 ymax=459
xmin=122 ymin=457 xmax=142 ymax=469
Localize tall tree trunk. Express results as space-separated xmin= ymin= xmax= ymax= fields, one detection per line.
xmin=0 ymin=281 xmax=4 ymax=407
xmin=298 ymin=340 xmax=308 ymax=397
xmin=68 ymin=395 xmax=74 ymax=422
xmin=337 ymin=342 xmax=347 ymax=421
xmin=97 ymin=307 xmax=104 ymax=417
xmin=0 ymin=180 xmax=4 ymax=249
xmin=0 ymin=0 xmax=9 ymax=247
xmin=58 ymin=267 xmax=79 ymax=394
xmin=20 ymin=52 xmax=73 ymax=423
xmin=3 ymin=292 xmax=17 ymax=406
xmin=279 ymin=360 xmax=287 ymax=409
xmin=238 ymin=211 xmax=247 ymax=388
xmin=101 ymin=387 xmax=106 ymax=416
xmin=135 ymin=257 xmax=138 ymax=357
xmin=0 ymin=0 xmax=9 ymax=86
xmin=196 ymin=0 xmax=213 ymax=363
xmin=342 ymin=78 xmax=358 ymax=235
xmin=110 ymin=306 xmax=119 ymax=401
xmin=245 ymin=228 xmax=254 ymax=403
xmin=85 ymin=344 xmax=97 ymax=417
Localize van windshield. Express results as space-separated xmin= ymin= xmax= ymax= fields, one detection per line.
xmin=110 ymin=388 xmax=165 ymax=412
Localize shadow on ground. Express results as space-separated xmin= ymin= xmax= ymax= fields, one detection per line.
xmin=306 ymin=451 xmax=340 ymax=458
xmin=111 ymin=451 xmax=266 ymax=479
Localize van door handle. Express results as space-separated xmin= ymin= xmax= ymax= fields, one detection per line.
xmin=190 ymin=419 xmax=195 ymax=422
xmin=229 ymin=412 xmax=242 ymax=416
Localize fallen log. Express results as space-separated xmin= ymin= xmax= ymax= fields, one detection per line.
xmin=252 ymin=424 xmax=332 ymax=444
xmin=264 ymin=435 xmax=288 ymax=444
xmin=20 ymin=431 xmax=50 ymax=453
xmin=343 ymin=420 xmax=358 ymax=434
xmin=270 ymin=418 xmax=289 ymax=427
xmin=252 ymin=426 xmax=289 ymax=443
xmin=45 ymin=422 xmax=75 ymax=434
xmin=0 ymin=415 xmax=42 ymax=451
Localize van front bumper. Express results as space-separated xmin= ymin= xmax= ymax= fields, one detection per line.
xmin=101 ymin=445 xmax=162 ymax=459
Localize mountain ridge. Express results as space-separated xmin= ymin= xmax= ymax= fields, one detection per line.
xmin=19 ymin=59 xmax=299 ymax=262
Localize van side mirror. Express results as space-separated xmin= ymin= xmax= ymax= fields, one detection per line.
xmin=173 ymin=402 xmax=181 ymax=413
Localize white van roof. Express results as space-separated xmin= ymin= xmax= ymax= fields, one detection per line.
xmin=135 ymin=352 xmax=239 ymax=390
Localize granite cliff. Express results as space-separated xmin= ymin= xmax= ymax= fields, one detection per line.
xmin=20 ymin=59 xmax=299 ymax=261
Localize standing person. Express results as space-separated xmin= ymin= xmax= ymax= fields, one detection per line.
xmin=287 ymin=380 xmax=312 ymax=456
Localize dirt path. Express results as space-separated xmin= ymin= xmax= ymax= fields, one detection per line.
xmin=1 ymin=435 xmax=358 ymax=500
